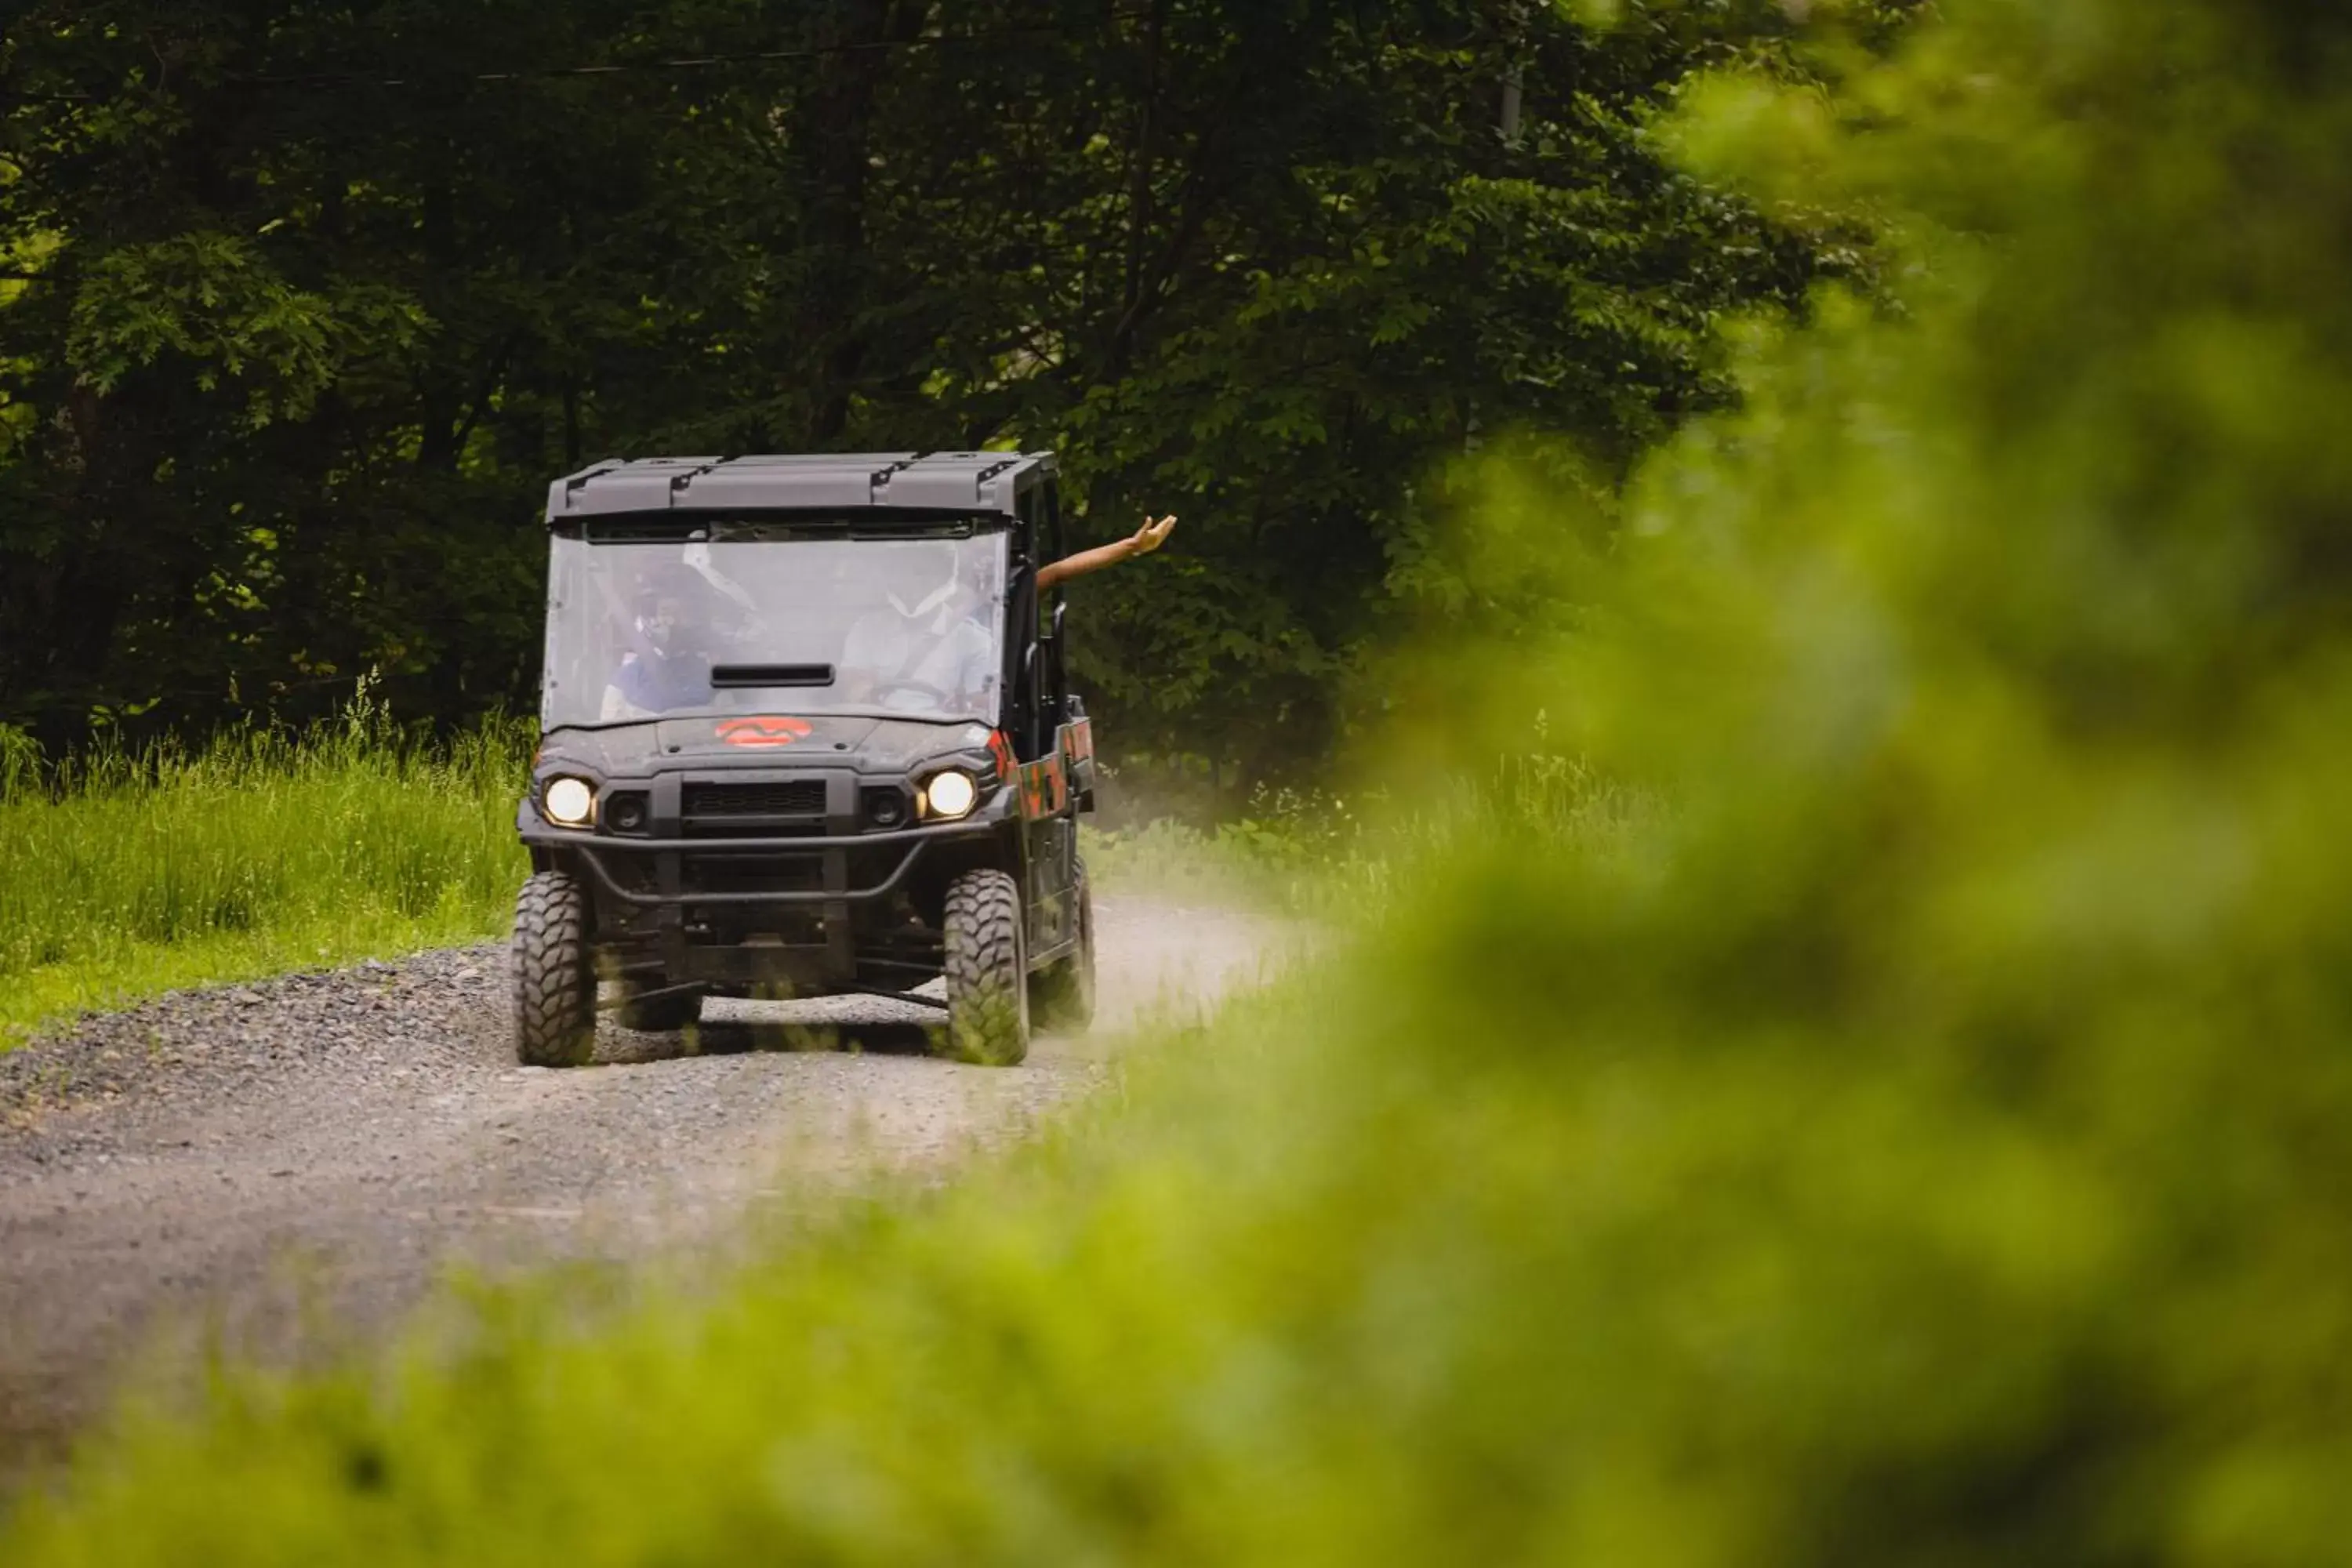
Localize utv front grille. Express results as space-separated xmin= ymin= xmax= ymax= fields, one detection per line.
xmin=683 ymin=780 xmax=828 ymax=818
xmin=681 ymin=779 xmax=829 ymax=840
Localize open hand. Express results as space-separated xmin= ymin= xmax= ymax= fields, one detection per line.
xmin=1129 ymin=514 xmax=1178 ymax=555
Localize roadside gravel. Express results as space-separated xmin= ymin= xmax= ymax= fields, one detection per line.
xmin=0 ymin=893 xmax=1287 ymax=1480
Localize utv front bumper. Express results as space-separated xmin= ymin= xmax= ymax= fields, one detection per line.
xmin=517 ymin=794 xmax=1023 ymax=993
xmin=516 ymin=815 xmax=997 ymax=909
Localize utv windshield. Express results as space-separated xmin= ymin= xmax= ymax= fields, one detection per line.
xmin=541 ymin=523 xmax=1008 ymax=730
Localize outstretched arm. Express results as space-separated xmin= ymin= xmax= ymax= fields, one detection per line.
xmin=1037 ymin=514 xmax=1176 ymax=591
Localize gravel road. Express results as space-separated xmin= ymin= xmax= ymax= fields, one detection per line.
xmin=0 ymin=893 xmax=1286 ymax=1480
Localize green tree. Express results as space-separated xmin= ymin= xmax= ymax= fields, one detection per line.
xmin=0 ymin=0 xmax=1847 ymax=774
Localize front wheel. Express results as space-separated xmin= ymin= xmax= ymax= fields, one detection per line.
xmin=513 ymin=869 xmax=597 ymax=1067
xmin=939 ymin=868 xmax=1030 ymax=1065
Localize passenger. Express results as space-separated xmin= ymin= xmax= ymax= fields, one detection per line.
xmin=1038 ymin=513 xmax=1176 ymax=590
xmin=837 ymin=514 xmax=1178 ymax=713
xmin=840 ymin=550 xmax=1000 ymax=712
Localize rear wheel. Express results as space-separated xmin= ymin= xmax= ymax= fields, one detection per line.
xmin=615 ymin=984 xmax=702 ymax=1033
xmin=514 ymin=869 xmax=596 ymax=1067
xmin=939 ymin=868 xmax=1029 ymax=1065
xmin=1029 ymin=864 xmax=1096 ymax=1033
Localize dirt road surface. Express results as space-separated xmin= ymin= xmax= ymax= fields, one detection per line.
xmin=0 ymin=893 xmax=1286 ymax=1481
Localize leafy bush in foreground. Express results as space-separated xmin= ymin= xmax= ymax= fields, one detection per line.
xmin=14 ymin=1 xmax=2352 ymax=1560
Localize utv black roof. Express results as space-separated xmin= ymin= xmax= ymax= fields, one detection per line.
xmin=544 ymin=452 xmax=1056 ymax=524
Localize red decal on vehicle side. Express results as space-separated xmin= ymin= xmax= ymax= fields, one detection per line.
xmin=987 ymin=728 xmax=1018 ymax=781
xmin=717 ymin=716 xmax=813 ymax=748
xmin=1018 ymin=756 xmax=1069 ymax=819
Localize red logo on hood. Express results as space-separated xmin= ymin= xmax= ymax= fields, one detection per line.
xmin=716 ymin=717 xmax=814 ymax=748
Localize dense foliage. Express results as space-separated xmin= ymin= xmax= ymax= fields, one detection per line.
xmin=12 ymin=0 xmax=2350 ymax=1560
xmin=0 ymin=0 xmax=1853 ymax=775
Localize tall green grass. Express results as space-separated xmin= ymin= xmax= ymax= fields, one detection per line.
xmin=0 ymin=697 xmax=529 ymax=1047
xmin=1086 ymin=754 xmax=1649 ymax=916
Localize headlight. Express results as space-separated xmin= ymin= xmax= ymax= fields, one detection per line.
xmin=543 ymin=776 xmax=596 ymax=826
xmin=922 ymin=768 xmax=978 ymax=821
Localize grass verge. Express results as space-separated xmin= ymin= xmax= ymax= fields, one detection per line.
xmin=0 ymin=705 xmax=529 ymax=1050
xmin=1085 ymin=754 xmax=1647 ymax=918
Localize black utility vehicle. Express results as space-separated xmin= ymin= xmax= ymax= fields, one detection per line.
xmin=513 ymin=452 xmax=1098 ymax=1068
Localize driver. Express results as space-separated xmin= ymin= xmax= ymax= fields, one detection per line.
xmin=601 ymin=585 xmax=714 ymax=720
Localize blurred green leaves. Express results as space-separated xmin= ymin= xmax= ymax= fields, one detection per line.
xmin=1388 ymin=0 xmax=2352 ymax=1554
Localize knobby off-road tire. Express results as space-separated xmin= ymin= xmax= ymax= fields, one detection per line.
xmin=1028 ymin=864 xmax=1096 ymax=1033
xmin=940 ymin=868 xmax=1030 ymax=1066
xmin=615 ymin=985 xmax=702 ymax=1033
xmin=513 ymin=869 xmax=597 ymax=1068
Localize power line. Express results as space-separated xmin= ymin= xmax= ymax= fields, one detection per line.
xmin=12 ymin=10 xmax=1152 ymax=103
